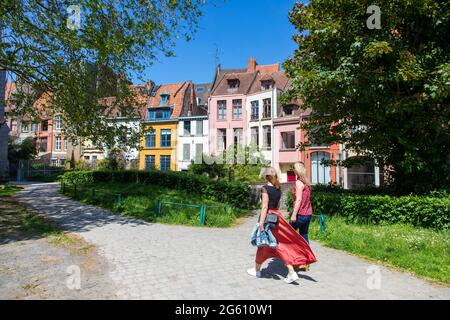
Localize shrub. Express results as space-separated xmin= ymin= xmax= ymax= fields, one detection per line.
xmin=285 ymin=188 xmax=449 ymax=230
xmin=60 ymin=170 xmax=252 ymax=209
xmin=338 ymin=195 xmax=450 ymax=230
xmin=28 ymin=173 xmax=60 ymax=182
xmin=60 ymin=170 xmax=93 ymax=185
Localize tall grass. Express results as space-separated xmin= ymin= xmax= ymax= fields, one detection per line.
xmin=310 ymin=216 xmax=450 ymax=285
xmin=63 ymin=182 xmax=247 ymax=228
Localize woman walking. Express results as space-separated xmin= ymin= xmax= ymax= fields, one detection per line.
xmin=247 ymin=167 xmax=317 ymax=284
xmin=290 ymin=161 xmax=313 ymax=271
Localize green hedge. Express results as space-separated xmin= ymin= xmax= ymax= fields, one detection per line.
xmin=286 ymin=191 xmax=449 ymax=230
xmin=60 ymin=170 xmax=252 ymax=209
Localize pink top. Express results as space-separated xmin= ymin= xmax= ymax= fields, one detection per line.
xmin=297 ymin=178 xmax=312 ymax=216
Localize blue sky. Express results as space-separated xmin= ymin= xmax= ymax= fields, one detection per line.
xmin=132 ymin=0 xmax=299 ymax=85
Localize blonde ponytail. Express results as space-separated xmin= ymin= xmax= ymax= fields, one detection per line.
xmin=294 ymin=161 xmax=309 ymax=185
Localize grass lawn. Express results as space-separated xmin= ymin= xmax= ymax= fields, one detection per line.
xmin=0 ymin=184 xmax=23 ymax=197
xmin=62 ymin=182 xmax=250 ymax=228
xmin=0 ymin=184 xmax=76 ymax=246
xmin=309 ymin=216 xmax=450 ymax=285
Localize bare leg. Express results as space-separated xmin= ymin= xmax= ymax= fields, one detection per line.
xmin=284 ymin=264 xmax=299 ymax=283
xmin=286 ymin=264 xmax=295 ymax=275
xmin=255 ymin=263 xmax=262 ymax=272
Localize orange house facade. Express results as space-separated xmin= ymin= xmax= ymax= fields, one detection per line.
xmin=298 ymin=111 xmax=341 ymax=185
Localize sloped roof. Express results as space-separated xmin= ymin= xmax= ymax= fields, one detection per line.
xmin=210 ymin=72 xmax=258 ymax=96
xmin=255 ymin=63 xmax=279 ymax=74
xmin=248 ymin=71 xmax=289 ymax=95
xmin=141 ymin=81 xmax=191 ymax=119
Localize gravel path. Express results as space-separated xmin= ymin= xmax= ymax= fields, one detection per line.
xmin=11 ymin=182 xmax=450 ymax=300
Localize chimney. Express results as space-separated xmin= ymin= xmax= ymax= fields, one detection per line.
xmin=247 ymin=57 xmax=257 ymax=73
xmin=144 ymin=80 xmax=155 ymax=95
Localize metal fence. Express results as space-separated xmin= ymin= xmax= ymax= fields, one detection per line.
xmin=60 ymin=182 xmax=229 ymax=225
xmin=16 ymin=160 xmax=69 ymax=181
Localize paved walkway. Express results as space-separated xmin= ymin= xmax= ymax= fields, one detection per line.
xmin=11 ymin=182 xmax=450 ymax=300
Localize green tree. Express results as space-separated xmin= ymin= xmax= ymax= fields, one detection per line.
xmin=107 ymin=148 xmax=127 ymax=170
xmin=284 ymin=0 xmax=450 ymax=193
xmin=189 ymin=144 xmax=264 ymax=183
xmin=0 ymin=0 xmax=204 ymax=149
xmin=189 ymin=153 xmax=227 ymax=179
xmin=8 ymin=136 xmax=38 ymax=161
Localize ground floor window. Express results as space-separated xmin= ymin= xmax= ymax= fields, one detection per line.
xmin=145 ymin=155 xmax=155 ymax=170
xmin=160 ymin=155 xmax=171 ymax=171
xmin=217 ymin=129 xmax=226 ymax=152
xmin=250 ymin=127 xmax=259 ymax=147
xmin=195 ymin=144 xmax=203 ymax=163
xmin=263 ymin=126 xmax=271 ymax=150
xmin=311 ymin=151 xmax=331 ymax=184
xmin=233 ymin=128 xmax=243 ymax=146
xmin=183 ymin=144 xmax=190 ymax=161
xmin=346 ymin=161 xmax=378 ymax=189
xmin=49 ymin=158 xmax=65 ymax=167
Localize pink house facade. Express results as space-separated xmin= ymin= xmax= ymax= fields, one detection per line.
xmin=273 ymin=116 xmax=301 ymax=182
xmin=208 ymin=58 xmax=307 ymax=182
xmin=208 ymin=58 xmax=280 ymax=156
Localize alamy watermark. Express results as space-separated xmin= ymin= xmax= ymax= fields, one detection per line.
xmin=67 ymin=5 xmax=81 ymax=30
xmin=366 ymin=5 xmax=381 ymax=29
xmin=366 ymin=265 xmax=382 ymax=290
xmin=66 ymin=264 xmax=81 ymax=290
xmin=191 ymin=144 xmax=268 ymax=166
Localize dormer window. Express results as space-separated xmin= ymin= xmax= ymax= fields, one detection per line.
xmin=148 ymin=107 xmax=171 ymax=121
xmin=261 ymin=80 xmax=274 ymax=90
xmin=227 ymin=79 xmax=240 ymax=89
xmin=160 ymin=93 xmax=169 ymax=106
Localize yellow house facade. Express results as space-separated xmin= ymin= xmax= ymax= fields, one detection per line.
xmin=139 ymin=121 xmax=178 ymax=171
xmin=138 ymin=81 xmax=194 ymax=171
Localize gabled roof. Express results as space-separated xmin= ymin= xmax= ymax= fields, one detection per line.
xmin=143 ymin=81 xmax=192 ymax=119
xmin=209 ymin=58 xmax=283 ymax=97
xmin=248 ymin=71 xmax=289 ymax=95
xmin=210 ymin=66 xmax=247 ymax=92
xmin=210 ymin=72 xmax=258 ymax=96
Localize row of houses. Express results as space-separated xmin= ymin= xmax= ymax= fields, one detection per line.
xmin=4 ymin=58 xmax=383 ymax=188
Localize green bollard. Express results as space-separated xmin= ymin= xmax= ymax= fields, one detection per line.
xmin=156 ymin=200 xmax=161 ymax=217
xmin=200 ymin=205 xmax=206 ymax=225
xmin=320 ymin=214 xmax=327 ymax=232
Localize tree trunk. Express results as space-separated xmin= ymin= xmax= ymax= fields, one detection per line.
xmin=0 ymin=20 xmax=10 ymax=181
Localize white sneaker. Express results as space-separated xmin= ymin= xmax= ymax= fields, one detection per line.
xmin=247 ymin=268 xmax=262 ymax=278
xmin=284 ymin=272 xmax=299 ymax=284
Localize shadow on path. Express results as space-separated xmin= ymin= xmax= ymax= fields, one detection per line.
xmin=262 ymin=259 xmax=318 ymax=284
xmin=13 ymin=182 xmax=152 ymax=234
